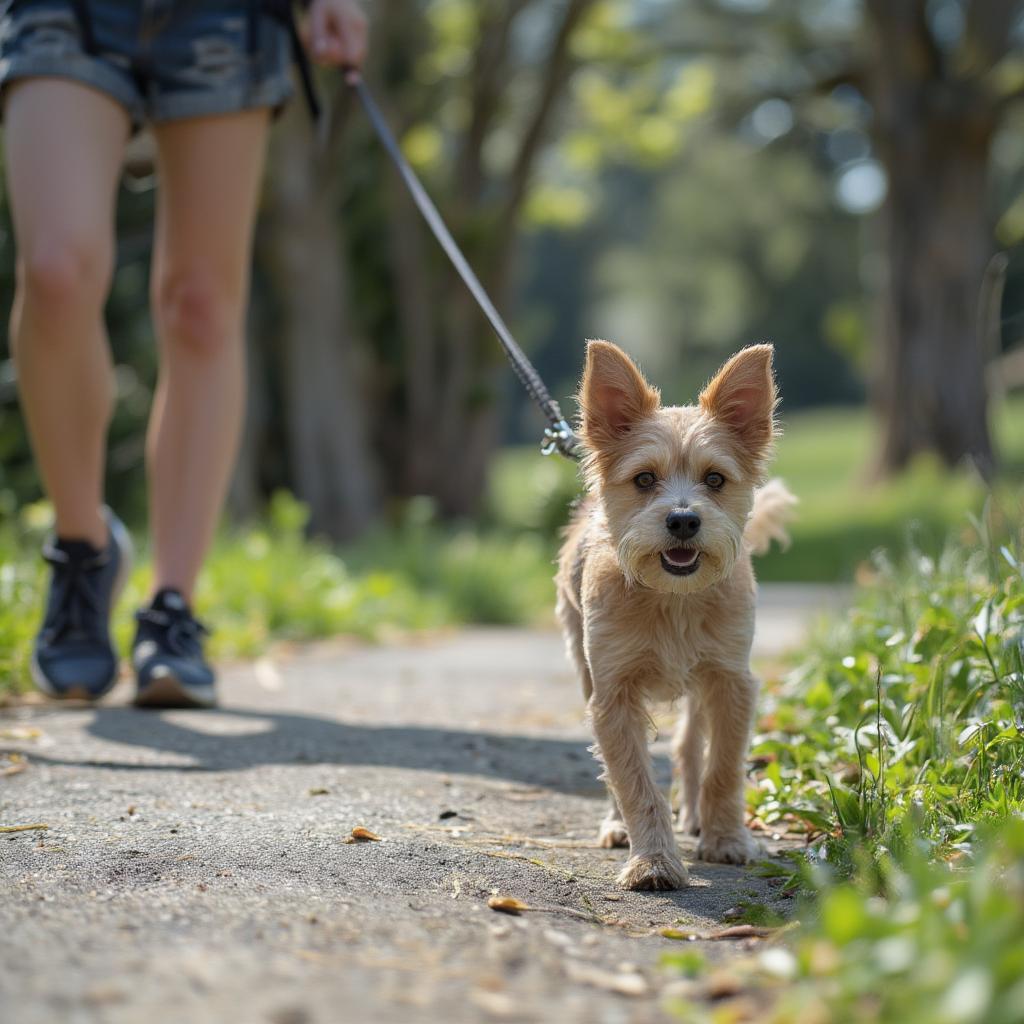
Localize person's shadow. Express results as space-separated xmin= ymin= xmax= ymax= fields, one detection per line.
xmin=22 ymin=704 xmax=671 ymax=796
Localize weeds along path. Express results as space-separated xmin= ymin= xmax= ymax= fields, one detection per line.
xmin=0 ymin=589 xmax=836 ymax=1023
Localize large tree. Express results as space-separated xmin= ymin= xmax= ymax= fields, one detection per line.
xmin=703 ymin=0 xmax=1023 ymax=477
xmin=862 ymin=0 xmax=1021 ymax=478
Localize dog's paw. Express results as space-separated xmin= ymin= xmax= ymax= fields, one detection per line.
xmin=676 ymin=806 xmax=700 ymax=836
xmin=598 ymin=819 xmax=629 ymax=848
xmin=696 ymin=831 xmax=763 ymax=865
xmin=617 ymin=852 xmax=689 ymax=891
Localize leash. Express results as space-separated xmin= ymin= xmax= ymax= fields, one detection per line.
xmin=343 ymin=70 xmax=581 ymax=461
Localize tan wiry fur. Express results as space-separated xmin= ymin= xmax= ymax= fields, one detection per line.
xmin=556 ymin=340 xmax=795 ymax=891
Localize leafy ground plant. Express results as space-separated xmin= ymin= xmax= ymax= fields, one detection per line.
xmin=666 ymin=820 xmax=1024 ymax=1024
xmin=665 ymin=499 xmax=1024 ymax=1022
xmin=751 ymin=501 xmax=1024 ymax=868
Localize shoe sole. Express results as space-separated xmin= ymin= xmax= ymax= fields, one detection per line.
xmin=30 ymin=508 xmax=135 ymax=701
xmin=133 ymin=667 xmax=217 ymax=710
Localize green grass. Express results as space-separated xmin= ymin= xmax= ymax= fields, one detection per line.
xmin=757 ymin=396 xmax=1024 ymax=581
xmin=750 ymin=503 xmax=1024 ymax=863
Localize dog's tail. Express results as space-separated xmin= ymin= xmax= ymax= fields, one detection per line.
xmin=744 ymin=478 xmax=798 ymax=556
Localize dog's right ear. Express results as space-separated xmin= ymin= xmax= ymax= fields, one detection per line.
xmin=580 ymin=340 xmax=660 ymax=447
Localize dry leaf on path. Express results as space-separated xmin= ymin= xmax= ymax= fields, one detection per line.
xmin=487 ymin=896 xmax=530 ymax=915
xmin=342 ymin=826 xmax=382 ymax=843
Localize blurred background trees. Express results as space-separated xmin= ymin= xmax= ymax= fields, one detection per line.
xmin=1 ymin=0 xmax=1023 ymax=543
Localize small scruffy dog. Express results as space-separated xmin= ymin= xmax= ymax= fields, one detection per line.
xmin=556 ymin=340 xmax=795 ymax=891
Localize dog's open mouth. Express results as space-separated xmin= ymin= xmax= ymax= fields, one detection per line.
xmin=661 ymin=546 xmax=701 ymax=576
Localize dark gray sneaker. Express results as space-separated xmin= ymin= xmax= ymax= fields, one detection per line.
xmin=132 ymin=589 xmax=217 ymax=709
xmin=31 ymin=508 xmax=133 ymax=700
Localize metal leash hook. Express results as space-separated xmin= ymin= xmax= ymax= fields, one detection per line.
xmin=541 ymin=418 xmax=581 ymax=459
xmin=344 ymin=68 xmax=582 ymax=463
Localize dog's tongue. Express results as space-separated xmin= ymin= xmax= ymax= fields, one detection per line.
xmin=664 ymin=547 xmax=699 ymax=567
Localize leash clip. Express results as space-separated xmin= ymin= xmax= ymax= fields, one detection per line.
xmin=541 ymin=419 xmax=579 ymax=459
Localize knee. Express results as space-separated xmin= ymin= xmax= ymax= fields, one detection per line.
xmin=154 ymin=272 xmax=241 ymax=359
xmin=17 ymin=236 xmax=112 ymax=312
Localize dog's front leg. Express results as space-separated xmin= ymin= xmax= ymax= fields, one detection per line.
xmin=589 ymin=691 xmax=689 ymax=890
xmin=696 ymin=667 xmax=763 ymax=864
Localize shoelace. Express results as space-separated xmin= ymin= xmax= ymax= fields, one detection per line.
xmin=40 ymin=543 xmax=109 ymax=644
xmin=135 ymin=606 xmax=211 ymax=658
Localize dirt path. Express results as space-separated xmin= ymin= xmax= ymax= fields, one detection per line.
xmin=0 ymin=586 xmax=843 ymax=1023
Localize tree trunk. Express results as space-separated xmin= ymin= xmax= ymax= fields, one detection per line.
xmin=867 ymin=1 xmax=998 ymax=478
xmin=262 ymin=105 xmax=379 ymax=540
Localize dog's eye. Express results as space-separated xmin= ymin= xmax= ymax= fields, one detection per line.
xmin=633 ymin=471 xmax=657 ymax=490
xmin=704 ymin=471 xmax=725 ymax=489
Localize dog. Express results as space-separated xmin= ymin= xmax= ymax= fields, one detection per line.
xmin=555 ymin=340 xmax=796 ymax=891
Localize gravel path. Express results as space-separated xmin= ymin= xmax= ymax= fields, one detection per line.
xmin=0 ymin=586 xmax=843 ymax=1024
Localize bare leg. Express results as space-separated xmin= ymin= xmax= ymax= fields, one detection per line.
xmin=589 ymin=689 xmax=689 ymax=890
xmin=147 ymin=111 xmax=269 ymax=601
xmin=695 ymin=667 xmax=763 ymax=864
xmin=672 ymin=697 xmax=706 ymax=834
xmin=4 ymin=80 xmax=129 ymax=547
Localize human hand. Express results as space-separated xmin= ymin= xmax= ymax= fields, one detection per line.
xmin=304 ymin=0 xmax=368 ymax=69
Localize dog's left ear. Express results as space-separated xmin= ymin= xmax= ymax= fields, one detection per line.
xmin=580 ymin=340 xmax=661 ymax=448
xmin=699 ymin=344 xmax=777 ymax=453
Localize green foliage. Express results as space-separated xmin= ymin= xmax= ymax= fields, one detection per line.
xmin=0 ymin=490 xmax=557 ymax=697
xmin=756 ymin=397 xmax=1024 ymax=582
xmin=750 ymin=498 xmax=1023 ymax=870
xmin=727 ymin=821 xmax=1024 ymax=1024
xmin=668 ymin=496 xmax=1024 ymax=1023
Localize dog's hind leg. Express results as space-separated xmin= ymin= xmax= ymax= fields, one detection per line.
xmin=672 ymin=696 xmax=706 ymax=835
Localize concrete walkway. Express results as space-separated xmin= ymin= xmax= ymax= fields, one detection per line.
xmin=0 ymin=586 xmax=844 ymax=1024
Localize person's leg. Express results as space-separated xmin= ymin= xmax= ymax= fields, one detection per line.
xmin=4 ymin=79 xmax=130 ymax=547
xmin=147 ymin=110 xmax=270 ymax=601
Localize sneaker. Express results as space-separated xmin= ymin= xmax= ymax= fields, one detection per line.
xmin=132 ymin=588 xmax=217 ymax=709
xmin=31 ymin=508 xmax=133 ymax=700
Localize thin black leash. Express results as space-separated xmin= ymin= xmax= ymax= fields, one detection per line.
xmin=343 ymin=70 xmax=581 ymax=462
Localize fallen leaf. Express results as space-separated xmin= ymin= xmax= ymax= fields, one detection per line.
xmin=342 ymin=826 xmax=382 ymax=843
xmin=487 ymin=896 xmax=529 ymax=915
xmin=0 ymin=823 xmax=49 ymax=833
xmin=308 ymin=788 xmax=330 ymax=797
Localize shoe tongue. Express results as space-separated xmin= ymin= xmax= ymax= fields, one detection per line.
xmin=151 ymin=588 xmax=190 ymax=615
xmin=55 ymin=537 xmax=104 ymax=561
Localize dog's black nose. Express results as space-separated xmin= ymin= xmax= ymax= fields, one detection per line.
xmin=666 ymin=509 xmax=701 ymax=538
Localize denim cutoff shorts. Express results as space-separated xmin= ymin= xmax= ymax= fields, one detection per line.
xmin=0 ymin=0 xmax=294 ymax=125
